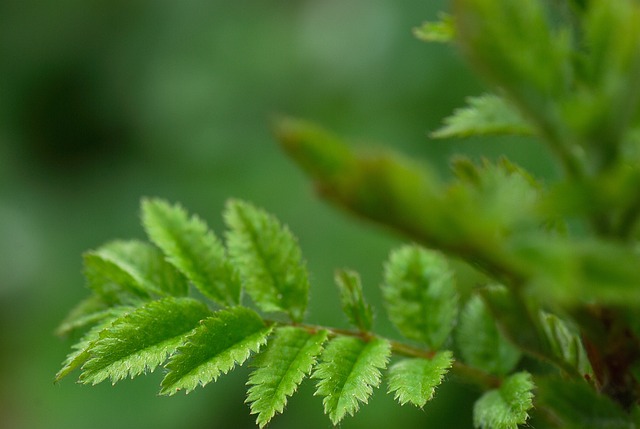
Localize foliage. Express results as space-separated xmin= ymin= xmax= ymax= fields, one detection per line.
xmin=57 ymin=0 xmax=640 ymax=428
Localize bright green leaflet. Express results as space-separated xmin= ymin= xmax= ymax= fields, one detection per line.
xmin=313 ymin=336 xmax=391 ymax=425
xmin=80 ymin=297 xmax=212 ymax=385
xmin=161 ymin=306 xmax=271 ymax=395
xmin=387 ymin=351 xmax=454 ymax=408
xmin=473 ymin=372 xmax=535 ymax=429
xmin=224 ymin=199 xmax=310 ymax=322
xmin=141 ymin=198 xmax=240 ymax=307
xmin=246 ymin=327 xmax=328 ymax=428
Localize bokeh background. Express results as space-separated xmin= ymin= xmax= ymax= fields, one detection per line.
xmin=0 ymin=1 xmax=554 ymax=428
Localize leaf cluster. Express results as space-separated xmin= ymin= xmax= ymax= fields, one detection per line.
xmin=57 ymin=0 xmax=640 ymax=428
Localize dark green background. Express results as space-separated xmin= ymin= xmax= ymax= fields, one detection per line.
xmin=0 ymin=1 xmax=552 ymax=428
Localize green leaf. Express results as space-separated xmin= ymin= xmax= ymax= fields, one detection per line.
xmin=413 ymin=13 xmax=455 ymax=43
xmin=431 ymin=94 xmax=533 ymax=139
xmin=453 ymin=0 xmax=573 ymax=144
xmin=55 ymin=306 xmax=132 ymax=382
xmin=457 ymin=294 xmax=521 ymax=376
xmin=540 ymin=312 xmax=592 ymax=377
xmin=273 ymin=116 xmax=357 ymax=181
xmin=141 ymin=198 xmax=240 ymax=307
xmin=246 ymin=327 xmax=328 ymax=428
xmin=85 ymin=240 xmax=188 ymax=302
xmin=80 ymin=297 xmax=212 ymax=385
xmin=473 ymin=372 xmax=534 ymax=429
xmin=382 ymin=245 xmax=457 ymax=349
xmin=448 ymin=157 xmax=543 ymax=237
xmin=388 ymin=351 xmax=454 ymax=408
xmin=478 ymin=286 xmax=559 ymax=372
xmin=224 ymin=199 xmax=310 ymax=322
xmin=511 ymin=235 xmax=640 ymax=306
xmin=55 ymin=294 xmax=114 ymax=337
xmin=536 ymin=377 xmax=634 ymax=429
xmin=335 ymin=269 xmax=373 ymax=332
xmin=566 ymin=0 xmax=640 ymax=158
xmin=161 ymin=306 xmax=271 ymax=395
xmin=313 ymin=336 xmax=391 ymax=425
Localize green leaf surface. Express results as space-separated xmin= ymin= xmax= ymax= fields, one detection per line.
xmin=432 ymin=94 xmax=533 ymax=139
xmin=536 ymin=377 xmax=634 ymax=429
xmin=567 ymin=0 xmax=640 ymax=157
xmin=388 ymin=351 xmax=454 ymax=408
xmin=313 ymin=336 xmax=391 ymax=425
xmin=55 ymin=306 xmax=132 ymax=382
xmin=335 ymin=269 xmax=373 ymax=332
xmin=540 ymin=312 xmax=592 ymax=377
xmin=413 ymin=13 xmax=455 ymax=43
xmin=457 ymin=294 xmax=521 ymax=376
xmin=246 ymin=327 xmax=328 ymax=428
xmin=161 ymin=306 xmax=270 ymax=395
xmin=141 ymin=198 xmax=240 ymax=307
xmin=382 ymin=245 xmax=457 ymax=349
xmin=55 ymin=294 xmax=114 ymax=337
xmin=453 ymin=0 xmax=572 ymax=145
xmin=80 ymin=297 xmax=212 ymax=385
xmin=86 ymin=240 xmax=188 ymax=301
xmin=511 ymin=235 xmax=640 ymax=306
xmin=224 ymin=199 xmax=310 ymax=322
xmin=473 ymin=372 xmax=534 ymax=429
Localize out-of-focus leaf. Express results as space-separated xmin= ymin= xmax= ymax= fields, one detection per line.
xmin=431 ymin=94 xmax=533 ymax=139
xmin=382 ymin=245 xmax=457 ymax=349
xmin=540 ymin=312 xmax=592 ymax=377
xmin=413 ymin=13 xmax=455 ymax=43
xmin=537 ymin=377 xmax=634 ymax=429
xmin=457 ymin=294 xmax=520 ymax=376
xmin=453 ymin=0 xmax=573 ymax=144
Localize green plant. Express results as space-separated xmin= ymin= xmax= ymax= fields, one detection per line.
xmin=56 ymin=0 xmax=640 ymax=428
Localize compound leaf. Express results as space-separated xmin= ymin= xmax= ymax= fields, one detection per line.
xmin=313 ymin=336 xmax=391 ymax=425
xmin=224 ymin=199 xmax=309 ymax=323
xmin=382 ymin=245 xmax=457 ymax=349
xmin=473 ymin=372 xmax=534 ymax=429
xmin=161 ymin=306 xmax=270 ymax=395
xmin=431 ymin=94 xmax=533 ymax=139
xmin=388 ymin=350 xmax=454 ymax=408
xmin=246 ymin=327 xmax=328 ymax=428
xmin=457 ymin=294 xmax=521 ymax=376
xmin=335 ymin=269 xmax=373 ymax=332
xmin=80 ymin=297 xmax=212 ymax=385
xmin=141 ymin=198 xmax=240 ymax=307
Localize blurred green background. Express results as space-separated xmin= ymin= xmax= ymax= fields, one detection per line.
xmin=0 ymin=1 xmax=553 ymax=428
